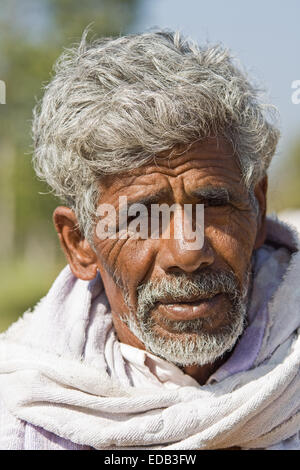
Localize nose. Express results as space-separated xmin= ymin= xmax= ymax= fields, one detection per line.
xmin=155 ymin=204 xmax=215 ymax=274
xmin=156 ymin=235 xmax=215 ymax=274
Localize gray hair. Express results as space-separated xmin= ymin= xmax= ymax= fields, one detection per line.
xmin=32 ymin=30 xmax=279 ymax=242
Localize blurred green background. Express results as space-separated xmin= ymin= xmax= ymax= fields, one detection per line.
xmin=0 ymin=0 xmax=299 ymax=332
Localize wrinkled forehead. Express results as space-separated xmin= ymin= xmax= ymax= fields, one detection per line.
xmin=98 ymin=138 xmax=245 ymax=200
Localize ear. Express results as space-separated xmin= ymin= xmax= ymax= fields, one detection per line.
xmin=253 ymin=175 xmax=268 ymax=249
xmin=53 ymin=206 xmax=98 ymax=280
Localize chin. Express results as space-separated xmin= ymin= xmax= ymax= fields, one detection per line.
xmin=126 ymin=304 xmax=246 ymax=367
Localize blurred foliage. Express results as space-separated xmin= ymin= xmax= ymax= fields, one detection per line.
xmin=0 ymin=0 xmax=140 ymax=331
xmin=0 ymin=259 xmax=65 ymax=332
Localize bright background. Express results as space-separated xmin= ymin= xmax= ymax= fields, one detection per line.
xmin=0 ymin=0 xmax=299 ymax=331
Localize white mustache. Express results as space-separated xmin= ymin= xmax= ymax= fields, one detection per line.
xmin=136 ymin=271 xmax=241 ymax=311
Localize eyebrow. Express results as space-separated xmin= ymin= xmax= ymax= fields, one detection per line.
xmin=126 ymin=188 xmax=171 ymax=210
xmin=116 ymin=188 xmax=171 ymax=219
xmin=190 ymin=186 xmax=240 ymax=205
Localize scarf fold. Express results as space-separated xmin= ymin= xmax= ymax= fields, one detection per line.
xmin=0 ymin=216 xmax=299 ymax=450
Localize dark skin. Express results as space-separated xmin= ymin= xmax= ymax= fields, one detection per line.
xmin=54 ymin=138 xmax=267 ymax=385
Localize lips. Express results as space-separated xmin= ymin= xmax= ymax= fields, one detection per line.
xmin=158 ymin=292 xmax=217 ymax=304
xmin=156 ymin=293 xmax=228 ymax=321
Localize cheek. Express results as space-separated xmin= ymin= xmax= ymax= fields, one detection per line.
xmin=96 ymin=237 xmax=156 ymax=292
xmin=205 ymin=211 xmax=257 ymax=282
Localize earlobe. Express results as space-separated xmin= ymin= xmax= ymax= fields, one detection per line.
xmin=53 ymin=206 xmax=98 ymax=280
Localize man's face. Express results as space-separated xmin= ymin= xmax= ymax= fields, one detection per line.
xmin=90 ymin=138 xmax=265 ymax=366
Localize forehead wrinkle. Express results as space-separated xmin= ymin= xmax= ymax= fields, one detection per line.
xmin=154 ymin=140 xmax=236 ymax=167
xmin=134 ymin=153 xmax=241 ymax=180
xmin=98 ymin=146 xmax=243 ymax=204
xmin=113 ymin=179 xmax=171 ymax=201
xmin=188 ymin=170 xmax=243 ymax=188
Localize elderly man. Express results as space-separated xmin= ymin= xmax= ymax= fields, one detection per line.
xmin=0 ymin=31 xmax=299 ymax=451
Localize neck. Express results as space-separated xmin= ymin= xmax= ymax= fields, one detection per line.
xmin=182 ymin=351 xmax=232 ymax=385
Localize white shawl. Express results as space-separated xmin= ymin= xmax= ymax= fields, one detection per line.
xmin=0 ymin=217 xmax=299 ymax=450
